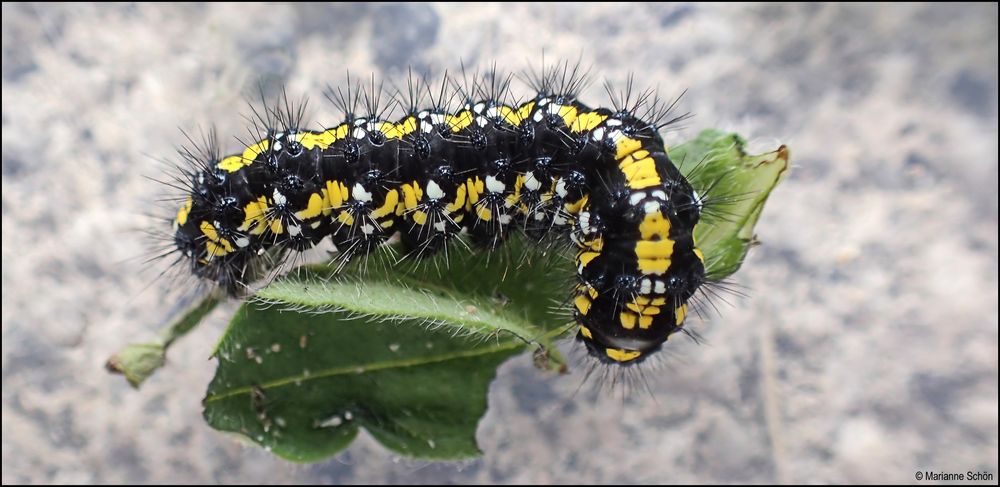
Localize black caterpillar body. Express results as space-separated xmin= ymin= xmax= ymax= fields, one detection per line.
xmin=170 ymin=70 xmax=705 ymax=365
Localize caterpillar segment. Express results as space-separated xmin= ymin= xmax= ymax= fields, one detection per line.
xmin=171 ymin=86 xmax=703 ymax=365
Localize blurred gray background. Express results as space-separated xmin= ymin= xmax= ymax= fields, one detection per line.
xmin=2 ymin=3 xmax=997 ymax=484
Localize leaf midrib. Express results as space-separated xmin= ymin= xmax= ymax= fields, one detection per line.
xmin=261 ymin=272 xmax=541 ymax=341
xmin=203 ymin=340 xmax=523 ymax=403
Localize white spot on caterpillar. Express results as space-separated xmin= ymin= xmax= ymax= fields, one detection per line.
xmin=235 ymin=237 xmax=250 ymax=248
xmin=499 ymin=214 xmax=512 ymax=225
xmin=486 ymin=175 xmax=505 ymax=193
xmin=553 ymin=214 xmax=568 ymax=226
xmin=430 ymin=113 xmax=445 ymax=125
xmin=629 ymin=191 xmax=647 ymax=205
xmin=651 ymin=190 xmax=667 ymax=201
xmin=352 ymin=183 xmax=373 ymax=202
xmin=591 ymin=127 xmax=605 ymax=141
xmin=273 ymin=140 xmax=283 ymax=152
xmin=433 ymin=220 xmax=446 ymax=232
xmin=476 ymin=116 xmax=488 ymax=127
xmin=693 ymin=189 xmax=703 ymax=210
xmin=643 ymin=201 xmax=661 ymax=214
xmin=486 ymin=106 xmax=499 ymax=119
xmin=352 ymin=127 xmax=366 ymax=139
xmin=533 ymin=109 xmax=544 ymax=122
xmin=426 ymin=180 xmax=445 ymax=200
xmin=534 ymin=212 xmax=546 ymax=221
xmin=606 ymin=119 xmax=622 ymax=127
xmin=361 ymin=223 xmax=375 ymax=235
xmin=524 ymin=172 xmax=542 ymax=191
xmin=654 ymin=280 xmax=666 ymax=294
xmin=273 ymin=189 xmax=287 ymax=206
xmin=288 ymin=224 xmax=302 ymax=237
xmin=474 ymin=102 xmax=486 ymax=113
xmin=640 ymin=278 xmax=652 ymax=294
xmin=578 ymin=212 xmax=591 ymax=233
xmin=555 ymin=178 xmax=568 ymax=198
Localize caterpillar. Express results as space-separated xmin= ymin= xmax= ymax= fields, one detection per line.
xmin=165 ymin=64 xmax=708 ymax=366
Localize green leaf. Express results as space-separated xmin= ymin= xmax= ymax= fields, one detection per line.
xmin=202 ymin=238 xmax=574 ymax=461
xmin=203 ymin=304 xmax=526 ymax=461
xmin=670 ymin=129 xmax=790 ymax=279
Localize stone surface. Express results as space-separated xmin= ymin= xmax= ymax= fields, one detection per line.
xmin=2 ymin=3 xmax=997 ymax=484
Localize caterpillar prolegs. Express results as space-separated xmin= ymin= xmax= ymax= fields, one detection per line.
xmin=169 ymin=68 xmax=705 ymax=365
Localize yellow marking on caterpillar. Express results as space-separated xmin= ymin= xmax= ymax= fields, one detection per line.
xmin=336 ymin=211 xmax=354 ymax=226
xmin=626 ymin=302 xmax=661 ymax=316
xmin=637 ymin=257 xmax=672 ymax=274
xmin=639 ymin=315 xmax=653 ymax=329
xmin=453 ymin=214 xmax=464 ymax=224
xmin=217 ymin=155 xmax=245 ymax=173
xmin=380 ymin=219 xmax=394 ymax=229
xmin=582 ymin=237 xmax=604 ymax=252
xmin=466 ymin=177 xmax=484 ymax=208
xmin=587 ymin=285 xmax=599 ymax=299
xmin=675 ymin=304 xmax=688 ymax=326
xmin=499 ymin=105 xmax=523 ymax=125
xmin=295 ymin=193 xmax=326 ymax=220
xmin=375 ymin=121 xmax=397 ymax=139
xmin=635 ymin=296 xmax=667 ymax=306
xmin=571 ymin=111 xmax=607 ymax=132
xmin=475 ymin=204 xmax=492 ymax=221
xmin=371 ymin=189 xmax=399 ymax=219
xmin=506 ymin=174 xmax=525 ymax=207
xmin=558 ymin=104 xmax=579 ymax=126
xmin=326 ymin=180 xmax=349 ymax=209
xmin=269 ymin=217 xmax=284 ymax=235
xmin=577 ymin=251 xmax=600 ymax=268
xmin=579 ymin=325 xmax=593 ymax=339
xmin=620 ymin=311 xmax=637 ymax=330
xmin=639 ymin=211 xmax=671 ymax=240
xmin=240 ymin=196 xmax=270 ymax=235
xmin=563 ymin=195 xmax=589 ymax=215
xmin=619 ymin=155 xmax=661 ymax=189
xmin=447 ymin=111 xmax=474 ymax=132
xmin=412 ymin=210 xmax=427 ymax=226
xmin=615 ymin=136 xmax=643 ymax=159
xmin=218 ymin=139 xmax=271 ymax=172
xmin=635 ymin=239 xmax=674 ymax=259
xmin=606 ymin=348 xmax=641 ymax=362
xmin=694 ymin=247 xmax=705 ymax=263
xmin=176 ymin=197 xmax=192 ymax=226
xmin=387 ymin=117 xmax=418 ymax=138
xmin=298 ymin=130 xmax=337 ymax=150
xmin=517 ymin=102 xmax=536 ymax=123
xmin=446 ymin=184 xmax=467 ymax=213
xmin=200 ymin=221 xmax=234 ymax=258
xmin=574 ymin=295 xmax=592 ymax=315
xmin=402 ymin=182 xmax=423 ymax=209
